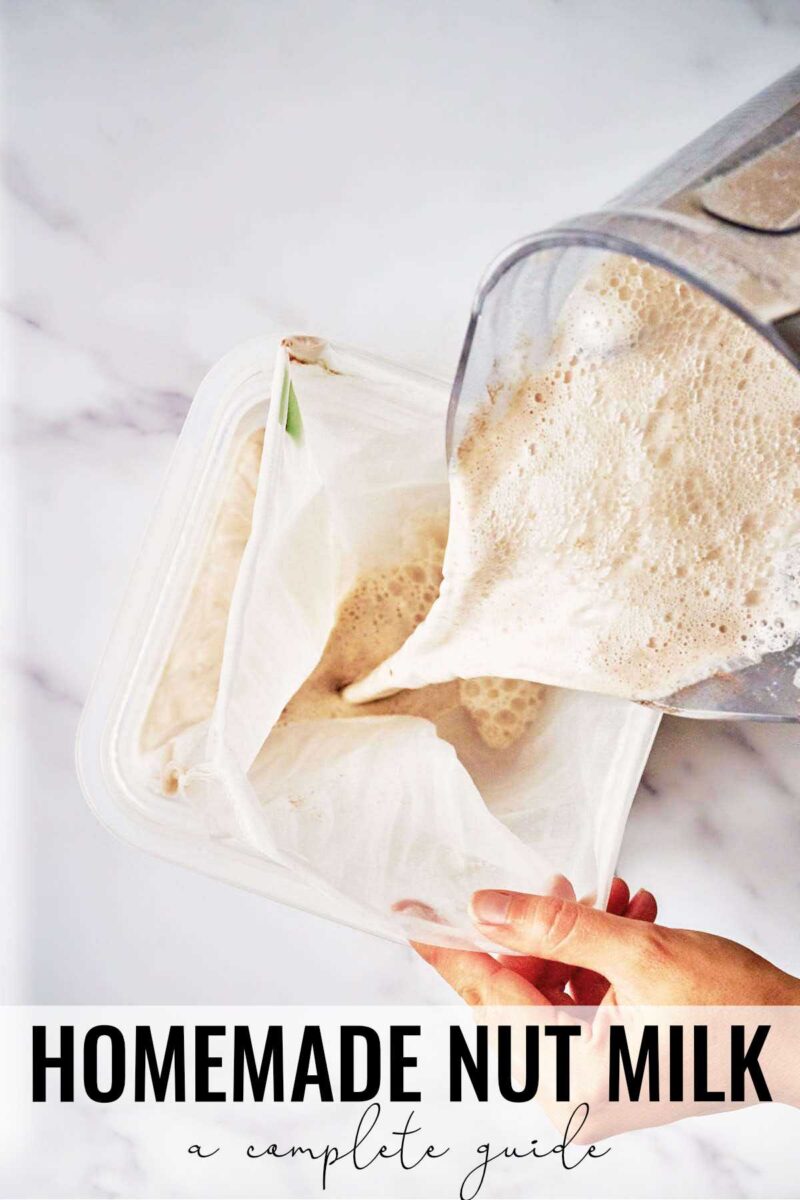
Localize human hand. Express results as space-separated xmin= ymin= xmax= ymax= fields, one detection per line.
xmin=413 ymin=876 xmax=798 ymax=1009
xmin=412 ymin=878 xmax=800 ymax=1136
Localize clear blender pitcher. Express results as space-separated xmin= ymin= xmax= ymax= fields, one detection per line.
xmin=449 ymin=67 xmax=800 ymax=722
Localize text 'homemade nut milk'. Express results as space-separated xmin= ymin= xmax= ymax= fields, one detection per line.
xmin=347 ymin=257 xmax=800 ymax=705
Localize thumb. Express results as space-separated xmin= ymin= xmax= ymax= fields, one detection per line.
xmin=470 ymin=889 xmax=649 ymax=974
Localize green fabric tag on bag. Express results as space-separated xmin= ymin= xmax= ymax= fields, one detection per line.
xmin=285 ymin=380 xmax=303 ymax=440
xmin=278 ymin=370 xmax=303 ymax=441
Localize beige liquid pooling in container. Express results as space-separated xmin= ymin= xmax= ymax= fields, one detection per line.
xmin=144 ymin=458 xmax=544 ymax=775
xmin=136 ymin=337 xmax=658 ymax=950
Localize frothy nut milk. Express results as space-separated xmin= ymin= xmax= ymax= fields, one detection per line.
xmin=279 ymin=517 xmax=545 ymax=751
xmin=143 ymin=449 xmax=544 ymax=768
xmin=346 ymin=257 xmax=800 ymax=704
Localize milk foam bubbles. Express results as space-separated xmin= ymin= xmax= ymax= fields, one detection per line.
xmin=280 ymin=516 xmax=545 ymax=751
xmin=346 ymin=257 xmax=800 ymax=703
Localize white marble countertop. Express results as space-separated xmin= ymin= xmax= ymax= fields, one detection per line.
xmin=3 ymin=1 xmax=800 ymax=1194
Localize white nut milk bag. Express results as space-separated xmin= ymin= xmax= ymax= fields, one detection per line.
xmin=163 ymin=337 xmax=658 ymax=950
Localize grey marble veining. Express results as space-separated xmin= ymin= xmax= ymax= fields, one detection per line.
xmin=4 ymin=1 xmax=800 ymax=1196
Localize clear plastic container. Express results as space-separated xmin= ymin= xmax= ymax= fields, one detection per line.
xmin=76 ymin=336 xmax=660 ymax=942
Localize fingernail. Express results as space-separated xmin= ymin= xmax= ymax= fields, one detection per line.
xmin=470 ymin=890 xmax=514 ymax=926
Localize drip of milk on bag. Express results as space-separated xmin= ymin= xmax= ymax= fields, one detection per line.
xmin=346 ymin=256 xmax=800 ymax=704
